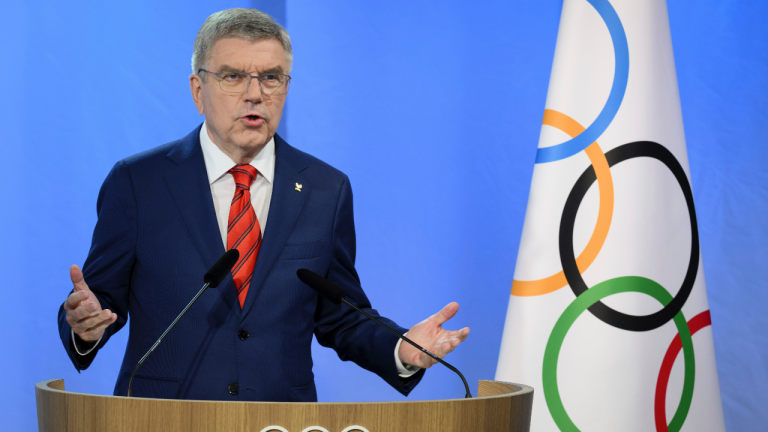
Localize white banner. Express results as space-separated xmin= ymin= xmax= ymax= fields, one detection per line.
xmin=495 ymin=1 xmax=725 ymax=431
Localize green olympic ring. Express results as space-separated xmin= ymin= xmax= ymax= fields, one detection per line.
xmin=542 ymin=276 xmax=695 ymax=432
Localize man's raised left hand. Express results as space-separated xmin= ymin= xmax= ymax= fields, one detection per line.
xmin=398 ymin=302 xmax=469 ymax=369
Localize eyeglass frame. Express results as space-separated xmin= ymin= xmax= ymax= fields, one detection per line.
xmin=197 ymin=68 xmax=292 ymax=95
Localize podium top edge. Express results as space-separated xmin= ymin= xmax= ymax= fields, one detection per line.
xmin=36 ymin=379 xmax=532 ymax=405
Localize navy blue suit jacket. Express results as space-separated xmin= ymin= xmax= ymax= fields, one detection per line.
xmin=57 ymin=125 xmax=424 ymax=401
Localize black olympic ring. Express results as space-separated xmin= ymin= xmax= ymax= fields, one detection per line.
xmin=559 ymin=141 xmax=700 ymax=331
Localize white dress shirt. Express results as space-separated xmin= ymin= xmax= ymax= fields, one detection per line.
xmin=199 ymin=122 xmax=274 ymax=242
xmin=74 ymin=122 xmax=418 ymax=378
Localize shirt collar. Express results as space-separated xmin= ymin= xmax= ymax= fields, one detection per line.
xmin=199 ymin=121 xmax=275 ymax=185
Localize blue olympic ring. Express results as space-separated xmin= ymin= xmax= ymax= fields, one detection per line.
xmin=535 ymin=0 xmax=629 ymax=164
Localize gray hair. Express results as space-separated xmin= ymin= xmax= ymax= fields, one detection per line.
xmin=191 ymin=8 xmax=293 ymax=75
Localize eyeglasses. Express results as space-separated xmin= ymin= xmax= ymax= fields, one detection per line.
xmin=198 ymin=69 xmax=291 ymax=95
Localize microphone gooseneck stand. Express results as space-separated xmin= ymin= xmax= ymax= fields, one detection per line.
xmin=126 ymin=248 xmax=239 ymax=397
xmin=126 ymin=280 xmax=213 ymax=397
xmin=339 ymin=297 xmax=473 ymax=399
xmin=296 ymin=268 xmax=472 ymax=398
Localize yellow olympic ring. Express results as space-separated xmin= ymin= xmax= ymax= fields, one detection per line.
xmin=511 ymin=109 xmax=614 ymax=297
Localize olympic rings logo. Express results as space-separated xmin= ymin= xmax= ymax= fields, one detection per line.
xmin=525 ymin=122 xmax=712 ymax=432
xmin=519 ymin=108 xmax=712 ymax=431
xmin=509 ymin=2 xmax=712 ymax=430
xmin=259 ymin=426 xmax=369 ymax=432
xmin=517 ymin=112 xmax=713 ymax=432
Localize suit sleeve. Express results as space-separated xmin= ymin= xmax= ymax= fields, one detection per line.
xmin=57 ymin=160 xmax=137 ymax=371
xmin=313 ymin=175 xmax=425 ymax=396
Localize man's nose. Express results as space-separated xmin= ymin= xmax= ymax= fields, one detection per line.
xmin=243 ymin=77 xmax=264 ymax=103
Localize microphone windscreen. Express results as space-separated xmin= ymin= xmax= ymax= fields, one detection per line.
xmin=204 ymin=249 xmax=240 ymax=288
xmin=297 ymin=269 xmax=346 ymax=304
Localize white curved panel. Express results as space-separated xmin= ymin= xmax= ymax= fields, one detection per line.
xmin=260 ymin=427 xmax=289 ymax=432
xmin=341 ymin=426 xmax=370 ymax=432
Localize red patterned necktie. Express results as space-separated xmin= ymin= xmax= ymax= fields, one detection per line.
xmin=227 ymin=165 xmax=262 ymax=308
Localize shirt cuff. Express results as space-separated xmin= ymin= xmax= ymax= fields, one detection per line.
xmin=394 ymin=336 xmax=421 ymax=378
xmin=71 ymin=329 xmax=101 ymax=356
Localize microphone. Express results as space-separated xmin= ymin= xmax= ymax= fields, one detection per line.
xmin=126 ymin=249 xmax=239 ymax=397
xmin=204 ymin=249 xmax=240 ymax=287
xmin=296 ymin=269 xmax=472 ymax=398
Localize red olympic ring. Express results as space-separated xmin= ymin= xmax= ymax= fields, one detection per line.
xmin=654 ymin=310 xmax=712 ymax=432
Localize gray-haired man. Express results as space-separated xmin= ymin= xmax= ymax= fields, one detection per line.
xmin=59 ymin=8 xmax=469 ymax=401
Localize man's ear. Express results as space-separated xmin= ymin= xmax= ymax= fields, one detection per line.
xmin=190 ymin=74 xmax=205 ymax=115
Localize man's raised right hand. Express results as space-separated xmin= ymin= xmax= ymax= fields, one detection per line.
xmin=64 ymin=265 xmax=117 ymax=342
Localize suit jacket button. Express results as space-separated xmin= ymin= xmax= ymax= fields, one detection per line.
xmin=228 ymin=383 xmax=239 ymax=395
xmin=238 ymin=329 xmax=249 ymax=341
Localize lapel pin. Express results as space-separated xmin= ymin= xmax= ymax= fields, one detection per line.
xmin=295 ymin=183 xmax=303 ymax=192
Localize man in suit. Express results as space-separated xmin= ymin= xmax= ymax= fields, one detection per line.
xmin=57 ymin=9 xmax=469 ymax=401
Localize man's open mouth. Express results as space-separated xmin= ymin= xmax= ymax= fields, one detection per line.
xmin=242 ymin=114 xmax=265 ymax=126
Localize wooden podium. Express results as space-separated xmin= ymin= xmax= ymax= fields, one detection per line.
xmin=36 ymin=379 xmax=532 ymax=432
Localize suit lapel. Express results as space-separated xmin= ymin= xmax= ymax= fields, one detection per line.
xmin=162 ymin=125 xmax=238 ymax=312
xmin=241 ymin=135 xmax=308 ymax=319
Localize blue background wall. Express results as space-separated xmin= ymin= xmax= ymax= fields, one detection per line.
xmin=1 ymin=1 xmax=765 ymax=430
